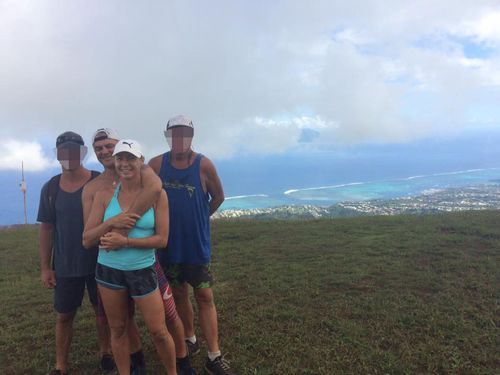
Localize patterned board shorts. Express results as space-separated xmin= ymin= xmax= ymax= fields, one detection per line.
xmin=96 ymin=257 xmax=178 ymax=324
xmin=162 ymin=263 xmax=213 ymax=289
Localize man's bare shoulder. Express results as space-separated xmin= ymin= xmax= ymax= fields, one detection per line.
xmin=94 ymin=188 xmax=114 ymax=204
xmin=200 ymin=154 xmax=216 ymax=170
xmin=150 ymin=154 xmax=163 ymax=162
xmin=148 ymin=154 xmax=164 ymax=174
xmin=140 ymin=163 xmax=158 ymax=175
xmin=83 ymin=174 xmax=116 ymax=198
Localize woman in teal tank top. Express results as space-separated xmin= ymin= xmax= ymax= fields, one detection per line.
xmin=83 ymin=139 xmax=177 ymax=375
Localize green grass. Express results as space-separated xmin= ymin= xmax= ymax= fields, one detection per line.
xmin=1 ymin=212 xmax=499 ymax=374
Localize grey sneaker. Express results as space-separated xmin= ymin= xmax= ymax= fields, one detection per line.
xmin=204 ymin=356 xmax=236 ymax=375
xmin=186 ymin=339 xmax=200 ymax=357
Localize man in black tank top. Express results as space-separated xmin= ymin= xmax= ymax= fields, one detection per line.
xmin=37 ymin=132 xmax=113 ymax=375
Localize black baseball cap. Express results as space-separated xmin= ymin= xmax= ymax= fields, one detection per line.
xmin=56 ymin=131 xmax=85 ymax=148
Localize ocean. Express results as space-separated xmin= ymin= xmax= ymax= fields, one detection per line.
xmin=219 ymin=168 xmax=500 ymax=210
xmin=3 ymin=165 xmax=499 ymax=226
xmin=2 ymin=130 xmax=500 ymax=225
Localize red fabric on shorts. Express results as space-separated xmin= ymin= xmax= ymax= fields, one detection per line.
xmin=155 ymin=256 xmax=178 ymax=323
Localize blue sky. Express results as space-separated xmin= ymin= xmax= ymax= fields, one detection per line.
xmin=1 ymin=0 xmax=500 ymax=172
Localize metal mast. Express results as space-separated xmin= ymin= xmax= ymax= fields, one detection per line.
xmin=20 ymin=161 xmax=27 ymax=224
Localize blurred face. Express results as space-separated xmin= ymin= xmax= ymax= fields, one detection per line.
xmin=56 ymin=145 xmax=87 ymax=170
xmin=93 ymin=139 xmax=118 ymax=169
xmin=114 ymin=152 xmax=143 ymax=179
xmin=164 ymin=126 xmax=193 ymax=153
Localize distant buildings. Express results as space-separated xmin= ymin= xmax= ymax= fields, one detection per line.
xmin=213 ymin=185 xmax=500 ymax=220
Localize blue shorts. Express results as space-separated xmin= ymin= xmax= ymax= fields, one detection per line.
xmin=54 ymin=274 xmax=98 ymax=314
xmin=95 ymin=263 xmax=158 ymax=298
xmin=96 ymin=258 xmax=178 ymax=323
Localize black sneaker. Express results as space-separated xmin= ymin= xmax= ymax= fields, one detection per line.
xmin=99 ymin=354 xmax=116 ymax=373
xmin=186 ymin=339 xmax=200 ymax=357
xmin=130 ymin=350 xmax=147 ymax=375
xmin=131 ymin=362 xmax=147 ymax=375
xmin=177 ymin=355 xmax=196 ymax=375
xmin=204 ymin=356 xmax=236 ymax=375
xmin=49 ymin=370 xmax=68 ymax=375
xmin=178 ymin=366 xmax=197 ymax=375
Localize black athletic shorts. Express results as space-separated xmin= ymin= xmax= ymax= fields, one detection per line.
xmin=162 ymin=263 xmax=213 ymax=289
xmin=95 ymin=263 xmax=158 ymax=298
xmin=54 ymin=274 xmax=98 ymax=314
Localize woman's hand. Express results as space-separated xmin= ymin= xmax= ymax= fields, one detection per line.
xmin=99 ymin=232 xmax=127 ymax=250
xmin=109 ymin=212 xmax=141 ymax=229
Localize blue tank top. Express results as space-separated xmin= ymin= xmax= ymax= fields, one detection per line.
xmin=158 ymin=152 xmax=211 ymax=265
xmin=97 ymin=184 xmax=156 ymax=270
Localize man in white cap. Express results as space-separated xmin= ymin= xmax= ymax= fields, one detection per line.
xmin=82 ymin=128 xmax=195 ymax=375
xmin=150 ymin=115 xmax=236 ymax=375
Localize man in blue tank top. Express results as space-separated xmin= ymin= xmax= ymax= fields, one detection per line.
xmin=150 ymin=115 xmax=237 ymax=375
xmin=37 ymin=131 xmax=112 ymax=375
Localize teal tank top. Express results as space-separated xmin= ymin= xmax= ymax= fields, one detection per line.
xmin=97 ymin=184 xmax=156 ymax=270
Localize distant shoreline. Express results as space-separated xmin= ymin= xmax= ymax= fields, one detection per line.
xmin=4 ymin=183 xmax=500 ymax=225
xmin=214 ymin=184 xmax=500 ymax=220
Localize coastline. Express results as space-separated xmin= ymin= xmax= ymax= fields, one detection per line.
xmin=213 ymin=184 xmax=500 ymax=220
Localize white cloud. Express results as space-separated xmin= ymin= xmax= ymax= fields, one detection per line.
xmin=461 ymin=10 xmax=500 ymax=44
xmin=1 ymin=0 xmax=500 ymax=169
xmin=253 ymin=115 xmax=330 ymax=130
xmin=333 ymin=29 xmax=371 ymax=46
xmin=0 ymin=140 xmax=56 ymax=171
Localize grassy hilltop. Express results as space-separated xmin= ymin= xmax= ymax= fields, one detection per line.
xmin=0 ymin=212 xmax=499 ymax=374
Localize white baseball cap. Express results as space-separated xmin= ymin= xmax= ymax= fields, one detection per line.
xmin=92 ymin=128 xmax=120 ymax=144
xmin=112 ymin=139 xmax=143 ymax=158
xmin=166 ymin=115 xmax=194 ymax=130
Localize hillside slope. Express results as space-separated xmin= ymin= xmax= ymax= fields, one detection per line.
xmin=1 ymin=211 xmax=499 ymax=374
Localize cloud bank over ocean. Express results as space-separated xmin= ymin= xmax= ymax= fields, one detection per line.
xmin=1 ymin=1 xmax=500 ymax=171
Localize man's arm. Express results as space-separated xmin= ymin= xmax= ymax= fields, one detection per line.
xmin=148 ymin=154 xmax=162 ymax=175
xmin=202 ymin=157 xmax=225 ymax=216
xmin=81 ymin=184 xmax=94 ymax=227
xmin=39 ymin=222 xmax=56 ymax=288
xmin=83 ymin=191 xmax=109 ymax=248
xmin=128 ymin=165 xmax=162 ymax=216
xmin=82 ymin=191 xmax=140 ymax=249
xmin=111 ymin=165 xmax=162 ymax=237
xmin=84 ymin=180 xmax=141 ymax=237
xmin=100 ymin=190 xmax=169 ymax=250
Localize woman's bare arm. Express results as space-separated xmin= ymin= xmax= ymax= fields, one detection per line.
xmin=99 ymin=190 xmax=169 ymax=250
